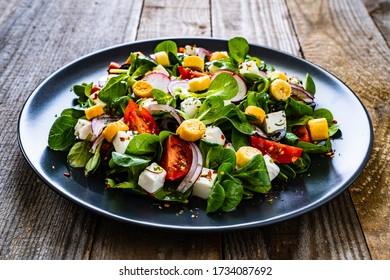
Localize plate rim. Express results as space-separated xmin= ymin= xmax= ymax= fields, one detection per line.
xmin=17 ymin=37 xmax=374 ymax=231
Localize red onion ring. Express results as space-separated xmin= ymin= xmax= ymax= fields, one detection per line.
xmin=91 ymin=115 xmax=118 ymax=137
xmin=167 ymin=80 xmax=189 ymax=96
xmin=289 ymin=83 xmax=315 ymax=104
xmin=177 ymin=142 xmax=203 ymax=193
xmin=146 ymin=104 xmax=183 ymax=124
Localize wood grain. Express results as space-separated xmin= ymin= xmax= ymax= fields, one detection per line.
xmin=1 ymin=0 xmax=388 ymax=260
xmin=137 ymin=0 xmax=211 ymax=40
xmin=364 ymin=0 xmax=390 ymax=45
xmin=212 ymin=0 xmax=371 ymax=260
xmin=286 ymin=0 xmax=390 ymax=260
xmin=0 ymin=0 xmax=143 ymax=259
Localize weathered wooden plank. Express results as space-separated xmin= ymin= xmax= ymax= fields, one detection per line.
xmin=212 ymin=0 xmax=371 ymax=260
xmin=287 ymin=0 xmax=390 ymax=260
xmin=90 ymin=218 xmax=220 ymax=260
xmin=136 ymin=0 xmax=211 ymax=40
xmin=363 ymin=0 xmax=390 ymax=45
xmin=0 ymin=0 xmax=143 ymax=259
xmin=88 ymin=0 xmax=222 ymax=260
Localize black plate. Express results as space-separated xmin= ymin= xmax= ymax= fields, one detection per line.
xmin=18 ymin=38 xmax=373 ymax=230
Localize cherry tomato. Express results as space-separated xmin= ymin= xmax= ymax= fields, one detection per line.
xmin=107 ymin=62 xmax=122 ymax=72
xmin=159 ymin=135 xmax=193 ymax=181
xmin=123 ymin=100 xmax=160 ymax=135
xmin=250 ymin=136 xmax=303 ymax=164
xmin=178 ymin=66 xmax=207 ymax=79
xmin=293 ymin=125 xmax=311 ymax=142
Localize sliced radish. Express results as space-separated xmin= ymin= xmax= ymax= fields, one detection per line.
xmin=211 ymin=71 xmax=247 ymax=102
xmin=142 ymin=72 xmax=171 ymax=93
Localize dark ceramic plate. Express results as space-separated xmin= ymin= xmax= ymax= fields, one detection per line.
xmin=18 ymin=38 xmax=373 ymax=230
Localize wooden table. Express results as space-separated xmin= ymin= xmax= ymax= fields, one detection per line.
xmin=1 ymin=0 xmax=389 ymax=260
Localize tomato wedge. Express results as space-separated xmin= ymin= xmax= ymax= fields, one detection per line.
xmin=178 ymin=66 xmax=207 ymax=79
xmin=123 ymin=100 xmax=160 ymax=135
xmin=159 ymin=135 xmax=193 ymax=181
xmin=107 ymin=61 xmax=122 ymax=72
xmin=293 ymin=125 xmax=311 ymax=143
xmin=250 ymin=136 xmax=302 ymax=164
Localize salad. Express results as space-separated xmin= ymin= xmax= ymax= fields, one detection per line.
xmin=48 ymin=37 xmax=340 ymax=213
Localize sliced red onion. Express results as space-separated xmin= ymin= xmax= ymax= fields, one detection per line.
xmin=289 ymin=83 xmax=315 ymax=104
xmin=177 ymin=142 xmax=203 ymax=193
xmin=91 ymin=134 xmax=104 ymax=153
xmin=91 ymin=115 xmax=118 ymax=137
xmin=146 ymin=104 xmax=183 ymax=124
xmin=142 ymin=72 xmax=171 ymax=93
xmin=196 ymin=47 xmax=211 ymax=60
xmin=167 ymin=79 xmax=189 ymax=96
xmin=251 ymin=125 xmax=268 ymax=138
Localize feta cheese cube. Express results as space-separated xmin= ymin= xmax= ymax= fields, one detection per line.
xmin=192 ymin=168 xmax=218 ymax=199
xmin=153 ymin=64 xmax=170 ymax=77
xmin=262 ymin=110 xmax=287 ymax=134
xmin=239 ymin=60 xmax=262 ymax=76
xmin=74 ymin=119 xmax=94 ymax=141
xmin=112 ymin=130 xmax=134 ymax=154
xmin=184 ymin=45 xmax=197 ymax=55
xmin=180 ymin=97 xmax=202 ymax=118
xmin=138 ymin=163 xmax=167 ymax=193
xmin=202 ymin=126 xmax=226 ymax=146
xmin=263 ymin=154 xmax=280 ymax=181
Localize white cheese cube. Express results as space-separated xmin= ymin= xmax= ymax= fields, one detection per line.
xmin=139 ymin=98 xmax=158 ymax=109
xmin=202 ymin=126 xmax=226 ymax=146
xmin=112 ymin=130 xmax=134 ymax=154
xmin=262 ymin=110 xmax=287 ymax=134
xmin=192 ymin=168 xmax=218 ymax=199
xmin=138 ymin=163 xmax=167 ymax=193
xmin=263 ymin=154 xmax=280 ymax=181
xmin=74 ymin=119 xmax=94 ymax=141
xmin=239 ymin=60 xmax=262 ymax=76
xmin=180 ymin=97 xmax=202 ymax=118
xmin=184 ymin=45 xmax=197 ymax=55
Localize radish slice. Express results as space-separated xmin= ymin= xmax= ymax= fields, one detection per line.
xmin=177 ymin=142 xmax=203 ymax=193
xmin=142 ymin=72 xmax=171 ymax=93
xmin=211 ymin=71 xmax=247 ymax=102
xmin=167 ymin=80 xmax=189 ymax=96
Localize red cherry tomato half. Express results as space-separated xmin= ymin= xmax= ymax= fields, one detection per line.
xmin=250 ymin=136 xmax=303 ymax=164
xmin=293 ymin=125 xmax=311 ymax=143
xmin=123 ymin=100 xmax=160 ymax=135
xmin=178 ymin=66 xmax=207 ymax=79
xmin=159 ymin=135 xmax=193 ymax=181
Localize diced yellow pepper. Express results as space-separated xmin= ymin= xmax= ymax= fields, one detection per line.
xmin=183 ymin=55 xmax=204 ymax=72
xmin=267 ymin=70 xmax=288 ymax=81
xmin=236 ymin=146 xmax=262 ymax=168
xmin=85 ymin=104 xmax=105 ymax=120
xmin=154 ymin=51 xmax=170 ymax=67
xmin=176 ymin=119 xmax=206 ymax=142
xmin=307 ymin=118 xmax=329 ymax=141
xmin=102 ymin=120 xmax=129 ymax=143
xmin=188 ymin=75 xmax=211 ymax=92
xmin=209 ymin=51 xmax=229 ymax=61
xmin=245 ymin=106 xmax=266 ymax=123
